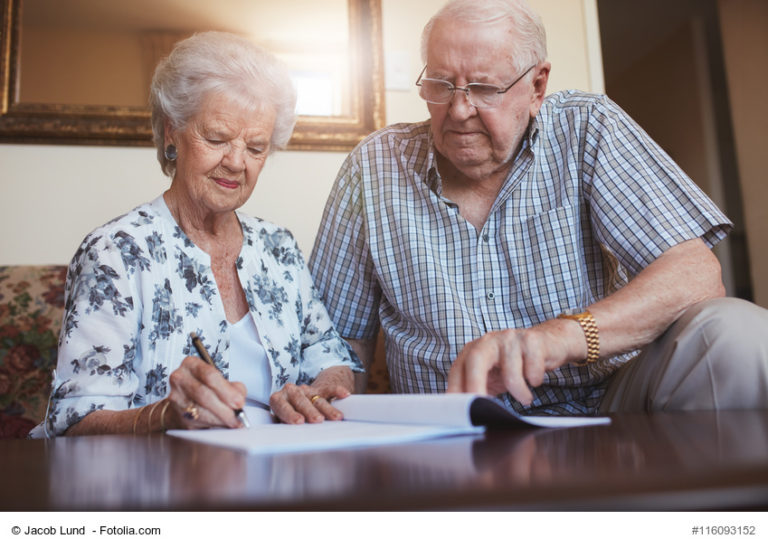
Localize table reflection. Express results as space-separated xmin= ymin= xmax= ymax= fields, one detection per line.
xmin=15 ymin=410 xmax=767 ymax=510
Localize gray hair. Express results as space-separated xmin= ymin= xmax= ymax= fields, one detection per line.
xmin=150 ymin=31 xmax=297 ymax=176
xmin=420 ymin=0 xmax=547 ymax=73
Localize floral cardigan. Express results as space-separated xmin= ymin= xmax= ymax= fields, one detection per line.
xmin=31 ymin=196 xmax=361 ymax=438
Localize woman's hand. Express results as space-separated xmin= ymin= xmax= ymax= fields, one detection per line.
xmin=166 ymin=356 xmax=247 ymax=430
xmin=269 ymin=365 xmax=354 ymax=424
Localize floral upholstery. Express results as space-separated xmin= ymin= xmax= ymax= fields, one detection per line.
xmin=0 ymin=265 xmax=66 ymax=438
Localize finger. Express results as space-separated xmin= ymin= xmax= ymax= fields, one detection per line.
xmin=462 ymin=342 xmax=498 ymax=394
xmin=190 ymin=359 xmax=246 ymax=412
xmin=522 ymin=342 xmax=546 ymax=388
xmin=499 ymin=349 xmax=534 ymax=406
xmin=319 ymin=382 xmax=352 ymax=404
xmin=293 ymin=386 xmax=326 ymax=423
xmin=171 ymin=357 xmax=243 ymax=428
xmin=446 ymin=353 xmax=467 ymax=393
xmin=181 ymin=382 xmax=242 ymax=428
xmin=310 ymin=394 xmax=344 ymax=421
xmin=269 ymin=385 xmax=311 ymax=425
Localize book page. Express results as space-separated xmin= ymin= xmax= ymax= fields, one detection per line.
xmin=332 ymin=393 xmax=478 ymax=427
xmin=334 ymin=394 xmax=611 ymax=429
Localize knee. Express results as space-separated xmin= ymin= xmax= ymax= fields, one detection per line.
xmin=659 ymin=298 xmax=768 ymax=410
xmin=676 ymin=297 xmax=768 ymax=365
xmin=679 ymin=297 xmax=768 ymax=336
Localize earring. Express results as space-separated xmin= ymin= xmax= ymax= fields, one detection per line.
xmin=164 ymin=144 xmax=177 ymax=161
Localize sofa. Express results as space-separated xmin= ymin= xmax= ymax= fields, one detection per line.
xmin=0 ymin=264 xmax=389 ymax=439
xmin=0 ymin=265 xmax=67 ymax=438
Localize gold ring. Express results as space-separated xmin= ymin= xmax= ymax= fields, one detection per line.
xmin=310 ymin=394 xmax=322 ymax=405
xmin=183 ymin=404 xmax=199 ymax=421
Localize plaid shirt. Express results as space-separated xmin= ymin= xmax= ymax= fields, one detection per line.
xmin=309 ymin=90 xmax=732 ymax=415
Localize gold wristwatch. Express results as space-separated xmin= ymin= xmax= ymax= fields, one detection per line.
xmin=557 ymin=309 xmax=600 ymax=365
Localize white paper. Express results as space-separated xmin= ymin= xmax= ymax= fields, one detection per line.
xmin=166 ymin=394 xmax=609 ymax=455
xmin=167 ymin=419 xmax=481 ymax=455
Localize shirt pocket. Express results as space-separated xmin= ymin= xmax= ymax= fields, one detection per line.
xmin=501 ymin=203 xmax=585 ymax=319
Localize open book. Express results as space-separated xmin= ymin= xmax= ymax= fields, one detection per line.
xmin=167 ymin=393 xmax=610 ymax=455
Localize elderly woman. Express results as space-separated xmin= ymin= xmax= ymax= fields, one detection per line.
xmin=30 ymin=32 xmax=361 ymax=437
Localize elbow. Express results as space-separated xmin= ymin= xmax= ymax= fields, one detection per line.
xmin=702 ymin=250 xmax=727 ymax=300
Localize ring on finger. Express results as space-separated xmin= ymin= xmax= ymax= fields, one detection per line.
xmin=310 ymin=394 xmax=322 ymax=405
xmin=183 ymin=404 xmax=199 ymax=420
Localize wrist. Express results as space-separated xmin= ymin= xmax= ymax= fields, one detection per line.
xmin=557 ymin=309 xmax=600 ymax=365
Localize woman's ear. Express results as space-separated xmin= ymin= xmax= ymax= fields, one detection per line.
xmin=163 ymin=120 xmax=175 ymax=148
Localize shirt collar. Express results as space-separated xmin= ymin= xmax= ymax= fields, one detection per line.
xmin=425 ymin=116 xmax=540 ymax=196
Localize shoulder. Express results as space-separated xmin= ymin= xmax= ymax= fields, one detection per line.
xmin=540 ymin=90 xmax=610 ymax=110
xmin=83 ymin=200 xmax=165 ymax=243
xmin=68 ymin=199 xmax=172 ymax=276
xmin=338 ymin=121 xmax=432 ymax=186
xmin=350 ymin=120 xmax=431 ymax=159
xmin=238 ymin=214 xmax=299 ymax=254
xmin=538 ymin=90 xmax=629 ymax=125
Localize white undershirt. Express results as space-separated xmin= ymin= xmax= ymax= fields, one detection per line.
xmin=227 ymin=313 xmax=272 ymax=404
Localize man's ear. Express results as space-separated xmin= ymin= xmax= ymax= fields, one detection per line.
xmin=529 ymin=62 xmax=551 ymax=118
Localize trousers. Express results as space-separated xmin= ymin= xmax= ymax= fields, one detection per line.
xmin=599 ymin=297 xmax=768 ymax=412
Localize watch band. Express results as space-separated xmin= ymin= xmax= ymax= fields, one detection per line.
xmin=557 ymin=310 xmax=600 ymax=365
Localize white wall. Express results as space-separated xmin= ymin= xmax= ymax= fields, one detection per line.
xmin=0 ymin=0 xmax=601 ymax=264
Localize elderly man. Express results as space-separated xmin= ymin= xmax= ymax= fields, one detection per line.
xmin=309 ymin=0 xmax=768 ymax=415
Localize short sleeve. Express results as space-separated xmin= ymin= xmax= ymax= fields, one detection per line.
xmin=309 ymin=149 xmax=382 ymax=340
xmin=582 ymin=95 xmax=732 ymax=275
xmin=290 ymin=235 xmax=364 ymax=377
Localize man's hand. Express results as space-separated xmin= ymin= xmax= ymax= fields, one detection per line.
xmin=446 ymin=320 xmax=584 ymax=405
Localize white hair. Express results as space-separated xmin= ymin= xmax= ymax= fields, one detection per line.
xmin=420 ymin=0 xmax=547 ymax=73
xmin=150 ymin=31 xmax=297 ymax=176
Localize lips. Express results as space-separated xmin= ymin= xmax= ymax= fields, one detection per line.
xmin=446 ymin=130 xmax=484 ymax=143
xmin=214 ymin=178 xmax=239 ymax=189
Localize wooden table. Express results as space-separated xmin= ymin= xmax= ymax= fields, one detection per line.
xmin=2 ymin=410 xmax=767 ymax=511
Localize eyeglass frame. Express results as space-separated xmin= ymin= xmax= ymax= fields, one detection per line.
xmin=415 ymin=64 xmax=537 ymax=109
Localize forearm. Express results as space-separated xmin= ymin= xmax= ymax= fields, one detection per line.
xmin=566 ymin=238 xmax=725 ymax=361
xmin=65 ymin=400 xmax=176 ymax=436
xmin=345 ymin=337 xmax=377 ymax=393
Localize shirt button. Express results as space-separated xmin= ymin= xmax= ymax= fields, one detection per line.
xmin=482 ymin=234 xmax=489 ymax=242
xmin=486 ymin=291 xmax=495 ymax=300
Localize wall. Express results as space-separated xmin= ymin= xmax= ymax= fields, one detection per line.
xmin=603 ymin=17 xmax=740 ymax=297
xmin=718 ymin=0 xmax=768 ymax=306
xmin=0 ymin=0 xmax=601 ymax=264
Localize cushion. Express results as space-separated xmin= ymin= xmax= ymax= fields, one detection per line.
xmin=0 ymin=265 xmax=66 ymax=438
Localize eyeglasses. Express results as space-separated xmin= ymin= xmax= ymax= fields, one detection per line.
xmin=415 ymin=64 xmax=536 ymax=109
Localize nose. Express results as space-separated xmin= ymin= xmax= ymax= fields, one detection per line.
xmin=221 ymin=142 xmax=246 ymax=171
xmin=448 ymin=87 xmax=476 ymax=120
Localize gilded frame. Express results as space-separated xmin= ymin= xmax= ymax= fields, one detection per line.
xmin=0 ymin=0 xmax=384 ymax=150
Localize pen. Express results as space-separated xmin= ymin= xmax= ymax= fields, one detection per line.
xmin=189 ymin=332 xmax=251 ymax=429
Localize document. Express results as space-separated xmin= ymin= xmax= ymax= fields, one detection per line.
xmin=166 ymin=393 xmax=610 ymax=455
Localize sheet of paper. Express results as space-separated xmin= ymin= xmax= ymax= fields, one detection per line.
xmin=332 ymin=393 xmax=477 ymax=427
xmin=167 ymin=419 xmax=481 ymax=455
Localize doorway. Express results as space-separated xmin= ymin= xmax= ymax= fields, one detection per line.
xmin=597 ymin=0 xmax=752 ymax=300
